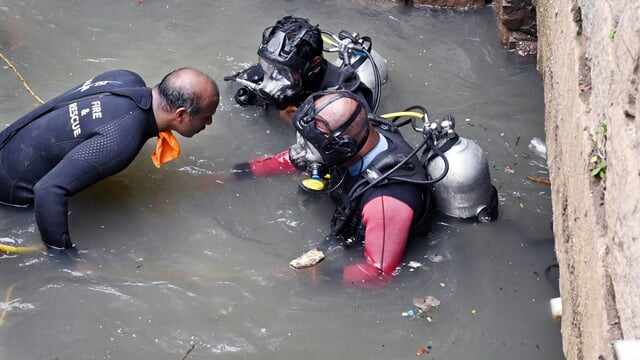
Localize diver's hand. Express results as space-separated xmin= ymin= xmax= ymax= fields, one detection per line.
xmin=279 ymin=105 xmax=297 ymax=125
xmin=231 ymin=162 xmax=254 ymax=179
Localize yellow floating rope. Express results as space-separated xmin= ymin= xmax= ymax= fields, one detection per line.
xmin=0 ymin=284 xmax=16 ymax=327
xmin=380 ymin=111 xmax=425 ymax=120
xmin=0 ymin=243 xmax=44 ymax=255
xmin=0 ymin=50 xmax=45 ymax=104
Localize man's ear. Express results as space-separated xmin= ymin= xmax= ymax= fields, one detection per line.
xmin=175 ymin=107 xmax=189 ymax=123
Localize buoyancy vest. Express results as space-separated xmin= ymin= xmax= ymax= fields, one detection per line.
xmin=330 ymin=125 xmax=431 ymax=242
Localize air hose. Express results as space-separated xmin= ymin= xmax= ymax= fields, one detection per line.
xmin=0 ymin=243 xmax=44 ymax=255
xmin=322 ymin=31 xmax=382 ymax=113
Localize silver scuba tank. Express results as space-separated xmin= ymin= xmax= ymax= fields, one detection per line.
xmin=332 ymin=47 xmax=388 ymax=90
xmin=350 ymin=49 xmax=388 ymax=90
xmin=426 ymin=132 xmax=498 ymax=222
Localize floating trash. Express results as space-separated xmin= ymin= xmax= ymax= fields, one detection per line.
xmin=413 ymin=296 xmax=440 ymax=313
xmin=528 ymin=137 xmax=547 ymax=160
xmin=416 ymin=345 xmax=429 ymax=356
xmin=402 ymin=309 xmax=416 ymax=318
xmin=289 ymin=249 xmax=325 ymax=269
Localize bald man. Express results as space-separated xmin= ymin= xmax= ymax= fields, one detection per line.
xmin=234 ymin=90 xmax=430 ymax=287
xmin=0 ymin=68 xmax=219 ymax=249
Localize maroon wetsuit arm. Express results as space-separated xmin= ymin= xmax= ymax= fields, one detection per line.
xmin=343 ymin=195 xmax=415 ymax=286
xmin=248 ymin=149 xmax=297 ymax=177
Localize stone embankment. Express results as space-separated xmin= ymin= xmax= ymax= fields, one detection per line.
xmin=378 ymin=0 xmax=640 ymax=358
xmin=538 ymin=0 xmax=640 ymax=359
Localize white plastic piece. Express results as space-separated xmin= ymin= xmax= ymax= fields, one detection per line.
xmin=614 ymin=340 xmax=640 ymax=360
xmin=528 ymin=137 xmax=547 ymax=160
xmin=550 ymin=297 xmax=562 ymax=320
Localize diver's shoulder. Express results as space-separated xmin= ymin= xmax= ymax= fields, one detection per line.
xmin=95 ymin=69 xmax=146 ymax=87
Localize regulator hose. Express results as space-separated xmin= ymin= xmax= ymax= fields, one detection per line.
xmin=0 ymin=243 xmax=44 ymax=255
xmin=382 ymin=105 xmax=430 ymax=128
xmin=348 ymin=135 xmax=431 ymax=201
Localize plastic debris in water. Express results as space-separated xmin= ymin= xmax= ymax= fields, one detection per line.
xmin=402 ymin=309 xmax=416 ymax=318
xmin=413 ymin=296 xmax=440 ymax=313
xmin=407 ymin=261 xmax=423 ymax=269
xmin=416 ymin=346 xmax=429 ymax=356
xmin=289 ymin=249 xmax=325 ymax=269
xmin=527 ymin=175 xmax=551 ymax=186
xmin=528 ymin=137 xmax=547 ymax=160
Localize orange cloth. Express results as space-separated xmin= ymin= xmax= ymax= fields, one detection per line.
xmin=151 ymin=130 xmax=181 ymax=168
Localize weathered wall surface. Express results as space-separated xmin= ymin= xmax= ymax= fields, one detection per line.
xmin=411 ymin=0 xmax=485 ymax=8
xmin=495 ymin=0 xmax=537 ymax=55
xmin=537 ymin=0 xmax=640 ymax=358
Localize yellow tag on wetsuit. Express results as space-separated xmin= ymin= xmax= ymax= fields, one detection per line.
xmin=151 ymin=131 xmax=181 ymax=168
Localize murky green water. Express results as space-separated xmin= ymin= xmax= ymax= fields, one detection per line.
xmin=0 ymin=1 xmax=559 ymax=359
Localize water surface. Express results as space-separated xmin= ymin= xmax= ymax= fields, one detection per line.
xmin=0 ymin=1 xmax=559 ymax=359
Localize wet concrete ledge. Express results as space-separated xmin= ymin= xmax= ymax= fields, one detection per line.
xmin=377 ymin=0 xmax=538 ymax=56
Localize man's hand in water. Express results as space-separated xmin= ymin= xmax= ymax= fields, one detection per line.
xmin=279 ymin=105 xmax=297 ymax=125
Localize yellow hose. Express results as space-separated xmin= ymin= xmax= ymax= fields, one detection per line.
xmin=0 ymin=243 xmax=44 ymax=255
xmin=321 ymin=34 xmax=338 ymax=47
xmin=380 ymin=111 xmax=425 ymax=120
xmin=0 ymin=50 xmax=45 ymax=104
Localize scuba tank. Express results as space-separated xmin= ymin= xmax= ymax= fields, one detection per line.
xmin=321 ymin=30 xmax=386 ymax=113
xmin=325 ymin=32 xmax=388 ymax=92
xmin=427 ymin=137 xmax=498 ymax=222
xmin=422 ymin=115 xmax=498 ymax=222
xmin=353 ymin=48 xmax=388 ymax=93
xmin=379 ymin=110 xmax=498 ymax=223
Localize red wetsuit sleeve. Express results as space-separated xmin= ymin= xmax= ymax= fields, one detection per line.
xmin=343 ymin=195 xmax=414 ymax=286
xmin=249 ymin=149 xmax=297 ymax=177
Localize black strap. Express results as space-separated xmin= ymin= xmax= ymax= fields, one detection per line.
xmin=427 ymin=135 xmax=459 ymax=162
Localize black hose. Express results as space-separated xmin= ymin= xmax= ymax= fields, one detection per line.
xmin=348 ymin=135 xmax=431 ymax=201
xmin=363 ymin=48 xmax=382 ymax=114
xmin=391 ymin=146 xmax=450 ymax=185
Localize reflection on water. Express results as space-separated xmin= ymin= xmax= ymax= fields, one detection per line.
xmin=0 ymin=0 xmax=559 ymax=359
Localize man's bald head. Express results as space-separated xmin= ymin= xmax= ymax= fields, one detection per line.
xmin=313 ymin=93 xmax=369 ymax=144
xmin=158 ymin=67 xmax=219 ymax=116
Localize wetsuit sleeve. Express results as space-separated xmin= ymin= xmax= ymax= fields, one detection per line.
xmin=233 ymin=149 xmax=297 ymax=178
xmin=343 ymin=195 xmax=414 ymax=286
xmin=33 ymin=113 xmax=145 ymax=248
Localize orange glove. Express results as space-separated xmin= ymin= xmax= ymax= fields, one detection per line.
xmin=151 ymin=130 xmax=181 ymax=168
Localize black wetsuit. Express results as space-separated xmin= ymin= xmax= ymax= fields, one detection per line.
xmin=0 ymin=69 xmax=158 ymax=248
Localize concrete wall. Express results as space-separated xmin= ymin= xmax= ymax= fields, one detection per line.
xmin=537 ymin=0 xmax=640 ymax=358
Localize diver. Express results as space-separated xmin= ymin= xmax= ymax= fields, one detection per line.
xmin=224 ymin=16 xmax=386 ymax=121
xmin=0 ymin=68 xmax=219 ymax=249
xmin=233 ymin=90 xmax=498 ymax=286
